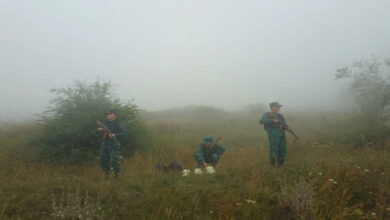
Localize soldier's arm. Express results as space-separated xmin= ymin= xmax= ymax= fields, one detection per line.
xmin=259 ymin=113 xmax=275 ymax=125
xmin=195 ymin=145 xmax=206 ymax=164
xmin=114 ymin=123 xmax=126 ymax=138
xmin=215 ymin=143 xmax=226 ymax=155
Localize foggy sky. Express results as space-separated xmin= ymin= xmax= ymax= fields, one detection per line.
xmin=1 ymin=0 xmax=390 ymax=121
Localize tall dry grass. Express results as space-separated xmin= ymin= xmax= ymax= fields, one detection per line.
xmin=0 ymin=112 xmax=389 ymax=219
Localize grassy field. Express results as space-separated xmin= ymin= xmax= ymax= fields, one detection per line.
xmin=0 ymin=110 xmax=389 ymax=219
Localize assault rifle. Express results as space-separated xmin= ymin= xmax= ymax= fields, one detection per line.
xmin=268 ymin=112 xmax=299 ymax=140
xmin=96 ymin=120 xmax=121 ymax=146
xmin=201 ymin=137 xmax=224 ymax=146
xmin=288 ymin=129 xmax=299 ymax=140
xmin=215 ymin=137 xmax=224 ymax=142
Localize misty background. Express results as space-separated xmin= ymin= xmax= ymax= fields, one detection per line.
xmin=1 ymin=0 xmax=390 ymax=121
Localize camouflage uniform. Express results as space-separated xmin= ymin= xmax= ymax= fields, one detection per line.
xmin=194 ymin=136 xmax=226 ymax=167
xmin=259 ymin=106 xmax=289 ymax=166
xmin=96 ymin=119 xmax=125 ymax=174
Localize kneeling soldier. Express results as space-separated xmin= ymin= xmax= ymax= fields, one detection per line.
xmin=194 ymin=136 xmax=226 ymax=169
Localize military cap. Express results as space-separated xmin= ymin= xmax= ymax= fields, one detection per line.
xmin=105 ymin=109 xmax=118 ymax=115
xmin=202 ymin=136 xmax=214 ymax=144
xmin=269 ymin=102 xmax=282 ymax=108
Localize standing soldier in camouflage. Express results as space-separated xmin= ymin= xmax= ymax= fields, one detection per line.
xmin=259 ymin=102 xmax=292 ymax=167
xmin=96 ymin=109 xmax=125 ymax=179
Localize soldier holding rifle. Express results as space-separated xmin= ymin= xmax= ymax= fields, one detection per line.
xmin=95 ymin=109 xmax=125 ymax=180
xmin=260 ymin=102 xmax=297 ymax=167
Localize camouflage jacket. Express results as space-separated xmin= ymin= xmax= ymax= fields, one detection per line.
xmin=95 ymin=119 xmax=125 ymax=141
xmin=195 ymin=143 xmax=226 ymax=164
xmin=259 ymin=112 xmax=289 ymax=131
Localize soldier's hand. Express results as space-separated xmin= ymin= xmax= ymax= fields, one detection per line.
xmin=98 ymin=128 xmax=104 ymax=132
xmin=273 ymin=119 xmax=280 ymax=123
xmin=109 ymin=133 xmax=116 ymax=138
xmin=203 ymin=162 xmax=208 ymax=168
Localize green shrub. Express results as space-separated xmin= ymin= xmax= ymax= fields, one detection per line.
xmin=38 ymin=80 xmax=146 ymax=163
xmin=335 ymin=56 xmax=390 ymax=143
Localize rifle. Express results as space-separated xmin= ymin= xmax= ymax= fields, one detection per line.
xmin=96 ymin=120 xmax=121 ymax=146
xmin=267 ymin=112 xmax=299 ymax=140
xmin=215 ymin=137 xmax=224 ymax=142
xmin=201 ymin=137 xmax=224 ymax=146
xmin=288 ymin=129 xmax=299 ymax=140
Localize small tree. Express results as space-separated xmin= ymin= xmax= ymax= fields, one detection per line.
xmin=39 ymin=80 xmax=145 ymax=163
xmin=336 ymin=56 xmax=390 ymax=141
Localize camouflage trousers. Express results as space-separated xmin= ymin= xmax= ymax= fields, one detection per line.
xmin=100 ymin=140 xmax=120 ymax=173
xmin=267 ymin=131 xmax=287 ymax=165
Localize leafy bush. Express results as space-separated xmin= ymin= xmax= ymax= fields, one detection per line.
xmin=335 ymin=56 xmax=390 ymax=144
xmin=38 ymin=80 xmax=145 ymax=163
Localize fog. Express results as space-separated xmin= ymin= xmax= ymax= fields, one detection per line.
xmin=1 ymin=0 xmax=390 ymax=121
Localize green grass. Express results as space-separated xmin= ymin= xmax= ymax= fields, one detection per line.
xmin=0 ymin=113 xmax=389 ymax=219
